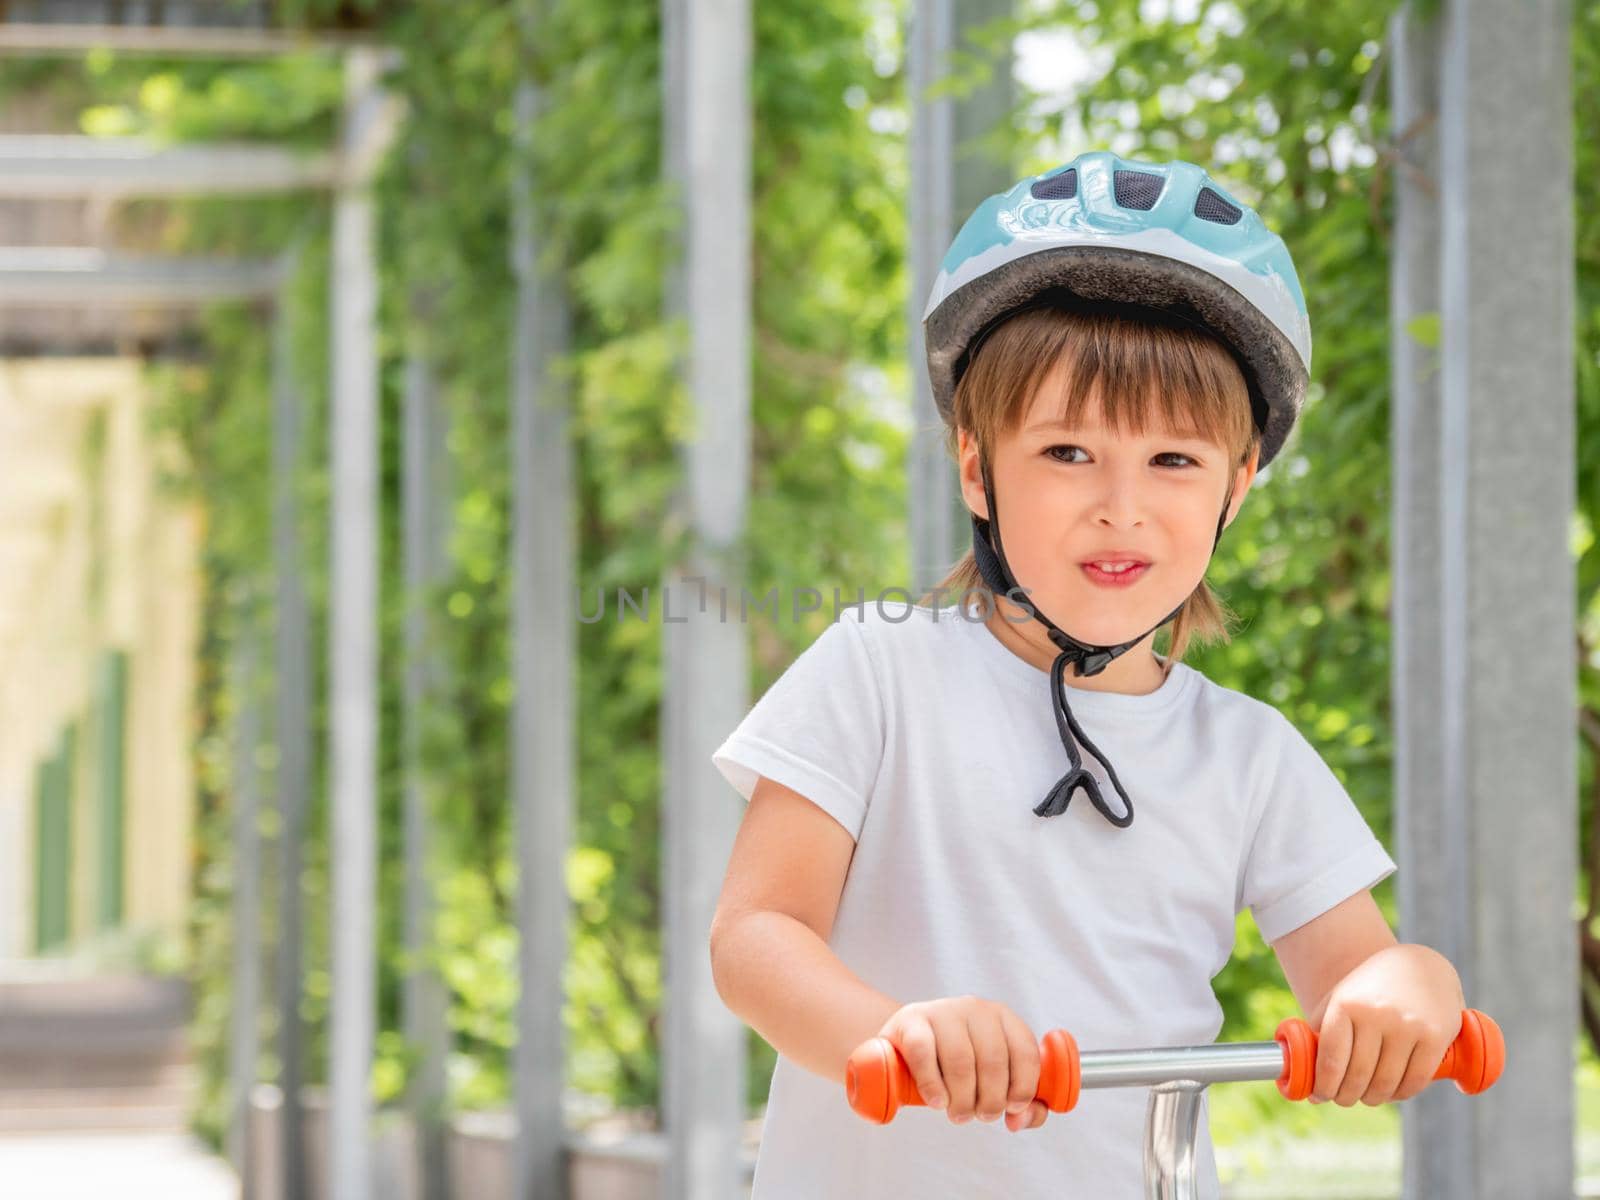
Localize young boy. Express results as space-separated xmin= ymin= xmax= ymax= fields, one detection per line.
xmin=708 ymin=152 xmax=1464 ymax=1198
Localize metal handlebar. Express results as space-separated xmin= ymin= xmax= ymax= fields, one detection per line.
xmin=844 ymin=1009 xmax=1504 ymax=1199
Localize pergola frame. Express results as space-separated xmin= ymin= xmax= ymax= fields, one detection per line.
xmin=0 ymin=249 xmax=283 ymax=302
xmin=0 ymin=15 xmax=599 ymax=1200
xmin=0 ymin=136 xmax=338 ymax=195
xmin=0 ymin=24 xmax=409 ymax=1200
xmin=0 ymin=22 xmax=378 ymax=57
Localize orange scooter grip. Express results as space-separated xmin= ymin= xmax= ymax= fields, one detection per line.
xmin=845 ymin=1028 xmax=1081 ymax=1125
xmin=1274 ymin=1008 xmax=1505 ymax=1101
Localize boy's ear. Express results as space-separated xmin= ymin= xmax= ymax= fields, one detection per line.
xmin=956 ymin=427 xmax=991 ymax=522
xmin=1224 ymin=442 xmax=1261 ymax=527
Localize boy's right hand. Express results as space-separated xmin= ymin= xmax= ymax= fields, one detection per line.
xmin=876 ymin=995 xmax=1049 ymax=1133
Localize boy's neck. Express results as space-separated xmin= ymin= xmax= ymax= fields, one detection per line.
xmin=981 ymin=596 xmax=1169 ymax=695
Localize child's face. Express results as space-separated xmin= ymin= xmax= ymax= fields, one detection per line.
xmin=957 ymin=362 xmax=1259 ymax=649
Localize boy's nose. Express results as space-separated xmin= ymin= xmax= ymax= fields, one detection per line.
xmin=1090 ymin=467 xmax=1151 ymax=527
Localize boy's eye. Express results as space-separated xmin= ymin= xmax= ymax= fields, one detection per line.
xmin=1044 ymin=445 xmax=1198 ymax=468
xmin=1044 ymin=444 xmax=1089 ymax=464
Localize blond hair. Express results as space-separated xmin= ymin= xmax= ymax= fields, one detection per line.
xmin=919 ymin=303 xmax=1260 ymax=668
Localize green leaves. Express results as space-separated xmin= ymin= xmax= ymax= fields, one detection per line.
xmin=1403 ymin=311 xmax=1441 ymax=350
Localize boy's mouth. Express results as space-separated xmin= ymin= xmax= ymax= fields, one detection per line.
xmin=1081 ymin=560 xmax=1151 ymax=587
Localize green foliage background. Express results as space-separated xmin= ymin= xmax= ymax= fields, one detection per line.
xmin=3 ymin=0 xmax=1595 ymax=1148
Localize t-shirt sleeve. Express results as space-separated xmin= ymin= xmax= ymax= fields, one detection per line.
xmin=709 ymin=612 xmax=885 ymax=842
xmin=1237 ymin=709 xmax=1397 ymax=944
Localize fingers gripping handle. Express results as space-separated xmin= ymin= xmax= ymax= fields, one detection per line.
xmin=1274 ymin=1008 xmax=1506 ymax=1101
xmin=844 ymin=1029 xmax=1081 ymax=1125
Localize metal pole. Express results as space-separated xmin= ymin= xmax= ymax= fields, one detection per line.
xmin=328 ymin=46 xmax=388 ymax=1200
xmin=0 ymin=137 xmax=337 ymax=197
xmin=510 ymin=7 xmax=577 ymax=1196
xmin=1142 ymin=1081 xmax=1207 ymax=1200
xmin=908 ymin=0 xmax=1016 ymax=597
xmin=1435 ymin=0 xmax=1576 ymax=1194
xmin=402 ymin=296 xmax=453 ymax=1200
xmin=0 ymin=23 xmax=377 ymax=57
xmin=908 ymin=0 xmax=956 ymax=599
xmin=228 ymin=609 xmax=263 ymax=1192
xmin=272 ymin=265 xmax=311 ymax=1200
xmin=1386 ymin=7 xmax=1465 ymax=1195
xmin=660 ymin=0 xmax=751 ymax=1194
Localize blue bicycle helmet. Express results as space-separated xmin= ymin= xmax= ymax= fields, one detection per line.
xmin=925 ymin=150 xmax=1312 ymax=831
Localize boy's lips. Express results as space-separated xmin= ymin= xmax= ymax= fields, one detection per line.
xmin=1079 ymin=549 xmax=1151 ymax=567
xmin=1081 ymin=560 xmax=1152 ymax=587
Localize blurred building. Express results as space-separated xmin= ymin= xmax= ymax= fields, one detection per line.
xmin=0 ymin=358 xmax=201 ymax=962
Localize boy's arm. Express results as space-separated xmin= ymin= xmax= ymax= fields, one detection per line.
xmin=1270 ymin=889 xmax=1397 ymax=1027
xmin=711 ymin=907 xmax=903 ymax=1085
xmin=710 ymin=774 xmax=903 ymax=1085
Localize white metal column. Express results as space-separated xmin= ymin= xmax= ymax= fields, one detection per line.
xmin=1429 ymin=1 xmax=1575 ymax=1194
xmin=402 ymin=293 xmax=453 ymax=1200
xmin=908 ymin=0 xmax=958 ymax=598
xmin=227 ymin=614 xmax=263 ymax=1191
xmin=327 ymin=47 xmax=390 ymax=1200
xmin=272 ymin=258 xmax=311 ymax=1200
xmin=660 ymin=0 xmax=751 ymax=1195
xmin=908 ymin=0 xmax=1015 ymax=597
xmin=1387 ymin=7 xmax=1459 ymax=1195
xmin=509 ymin=15 xmax=578 ymax=1196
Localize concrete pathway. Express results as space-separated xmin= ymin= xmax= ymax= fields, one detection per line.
xmin=0 ymin=1131 xmax=236 ymax=1199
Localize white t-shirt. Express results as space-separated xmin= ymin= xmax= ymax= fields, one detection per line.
xmin=710 ymin=598 xmax=1396 ymax=1200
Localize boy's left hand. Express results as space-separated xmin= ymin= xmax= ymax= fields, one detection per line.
xmin=1310 ymin=943 xmax=1465 ymax=1106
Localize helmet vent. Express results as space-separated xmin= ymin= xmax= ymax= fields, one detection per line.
xmin=1194 ymin=186 xmax=1243 ymax=225
xmin=1030 ymin=169 xmax=1078 ymax=200
xmin=1112 ymin=169 xmax=1163 ymax=210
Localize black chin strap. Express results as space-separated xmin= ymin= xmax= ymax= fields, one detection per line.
xmin=972 ymin=455 xmax=1231 ymax=828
